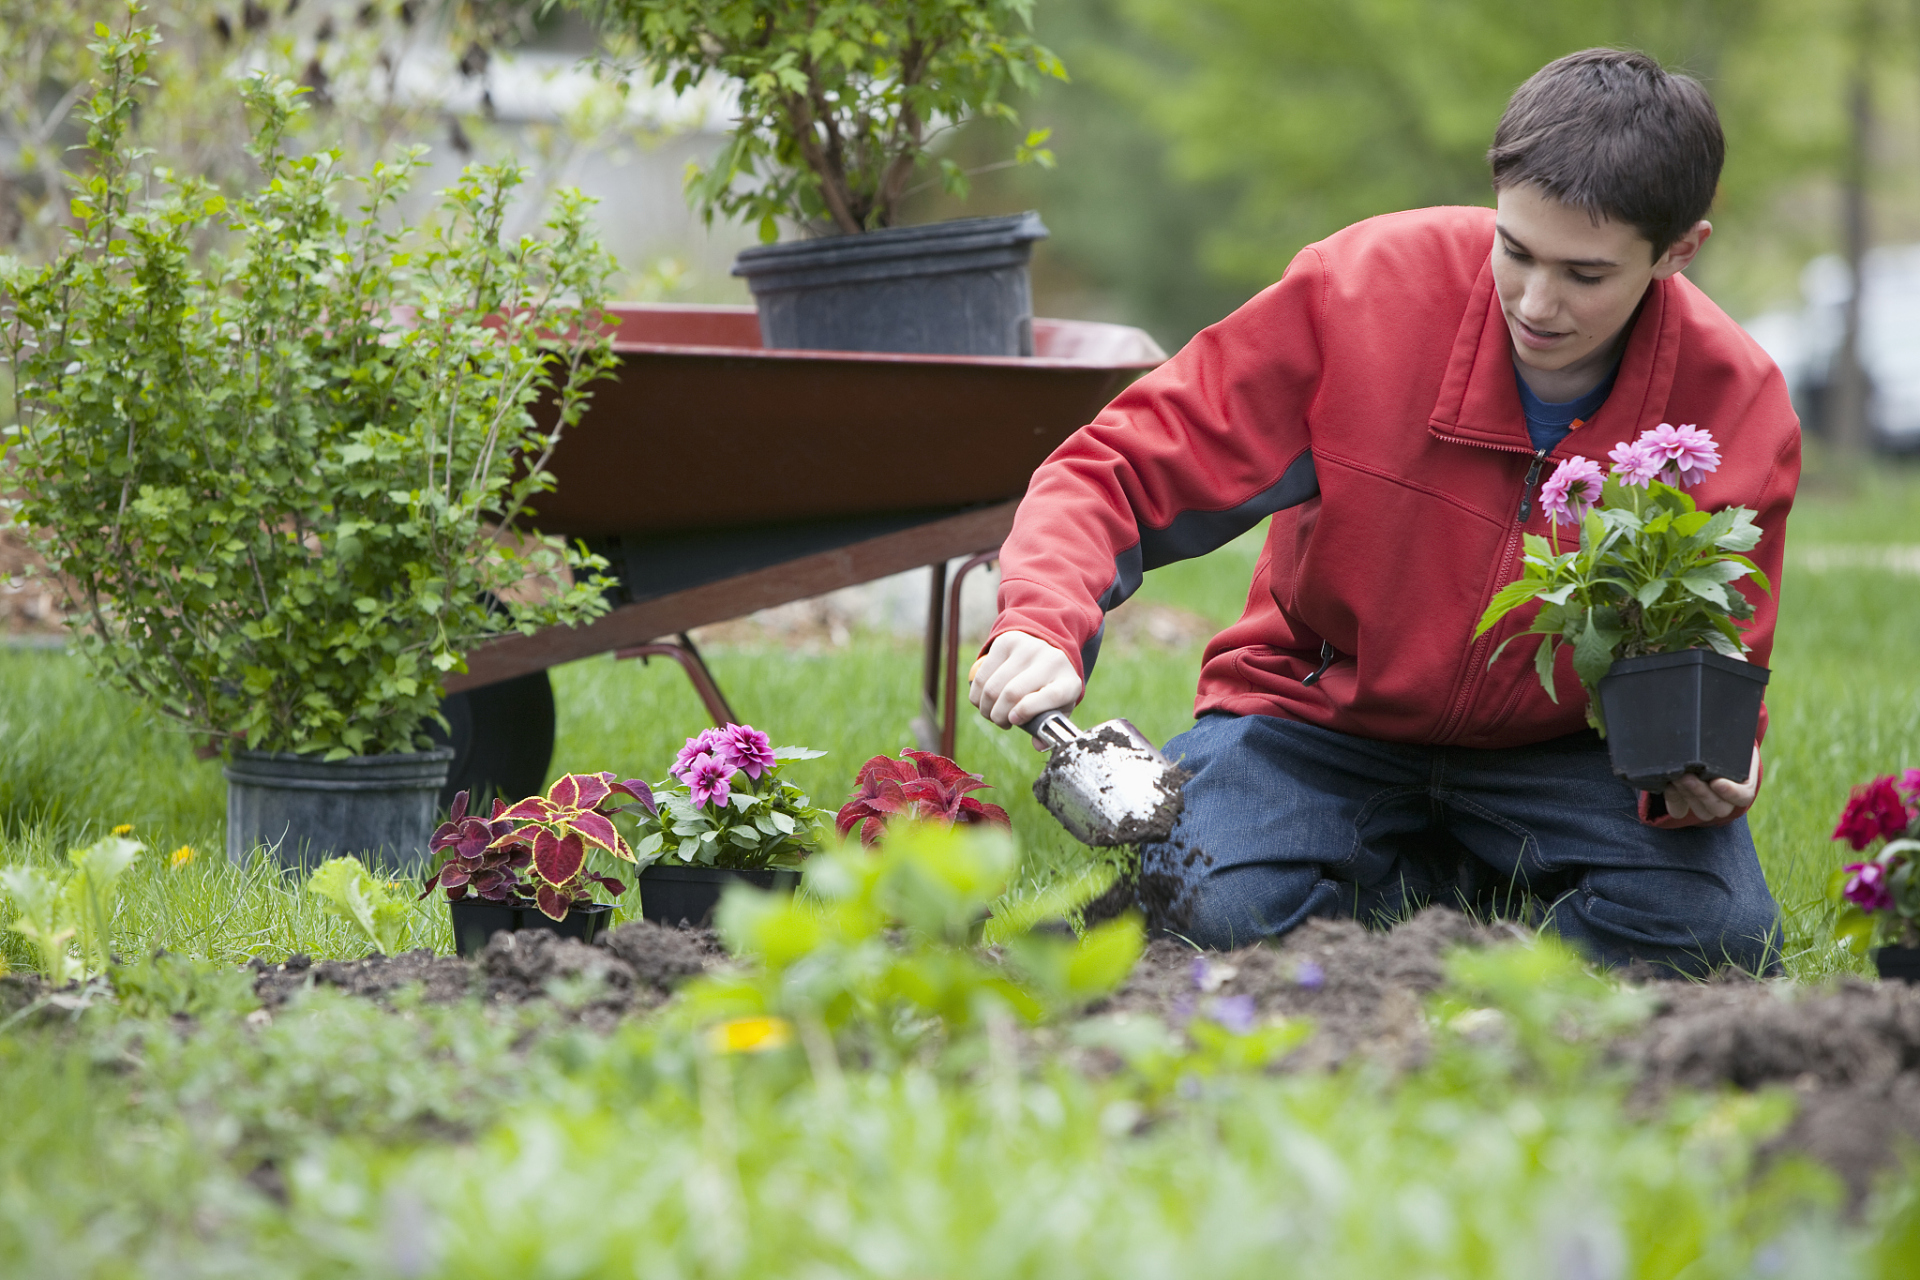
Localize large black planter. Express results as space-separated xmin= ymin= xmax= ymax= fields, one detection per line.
xmin=224 ymin=748 xmax=454 ymax=872
xmin=1874 ymin=946 xmax=1920 ymax=983
xmin=1596 ymin=651 xmax=1769 ymax=791
xmin=638 ymin=864 xmax=801 ymax=927
xmin=448 ymin=898 xmax=614 ymax=959
xmin=731 ymin=212 xmax=1049 ymax=356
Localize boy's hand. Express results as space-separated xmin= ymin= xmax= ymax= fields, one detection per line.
xmin=969 ymin=631 xmax=1083 ymax=740
xmin=1662 ymin=743 xmax=1761 ymax=822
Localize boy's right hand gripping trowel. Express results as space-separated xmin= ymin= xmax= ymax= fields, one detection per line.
xmin=1023 ymin=709 xmax=1188 ymax=847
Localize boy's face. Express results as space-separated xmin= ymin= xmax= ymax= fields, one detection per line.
xmin=1492 ymin=183 xmax=1708 ymax=382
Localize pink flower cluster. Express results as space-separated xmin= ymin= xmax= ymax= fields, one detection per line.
xmin=671 ymin=723 xmax=778 ymax=809
xmin=1537 ymin=423 xmax=1723 ymax=526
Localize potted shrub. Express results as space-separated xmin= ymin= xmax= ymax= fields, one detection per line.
xmin=423 ymin=772 xmax=655 ymax=956
xmin=1475 ymin=425 xmax=1772 ymax=791
xmin=580 ymin=0 xmax=1067 ymax=355
xmin=0 ymin=18 xmax=617 ymax=871
xmin=628 ymin=724 xmax=827 ymax=925
xmin=1829 ymin=773 xmax=1920 ymax=981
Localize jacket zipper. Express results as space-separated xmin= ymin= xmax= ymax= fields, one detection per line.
xmin=1437 ymin=448 xmax=1546 ymax=742
xmin=1301 ymin=639 xmax=1337 ymax=687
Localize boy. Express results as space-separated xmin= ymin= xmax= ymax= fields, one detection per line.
xmin=968 ymin=49 xmax=1798 ymax=975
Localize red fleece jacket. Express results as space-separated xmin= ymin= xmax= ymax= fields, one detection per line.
xmin=990 ymin=206 xmax=1801 ymax=826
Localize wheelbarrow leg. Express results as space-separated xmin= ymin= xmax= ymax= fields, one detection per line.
xmin=911 ymin=562 xmax=949 ymax=752
xmin=940 ymin=549 xmax=1001 ymax=761
xmin=615 ymin=633 xmax=740 ymax=728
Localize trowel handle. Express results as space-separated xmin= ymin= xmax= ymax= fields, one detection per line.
xmin=1020 ymin=708 xmax=1082 ymax=750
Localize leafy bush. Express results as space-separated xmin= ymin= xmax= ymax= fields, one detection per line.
xmin=0 ymin=9 xmax=617 ymax=759
xmin=584 ymin=0 xmax=1066 ymax=235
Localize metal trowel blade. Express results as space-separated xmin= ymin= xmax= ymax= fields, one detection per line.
xmin=1030 ymin=716 xmax=1187 ymax=847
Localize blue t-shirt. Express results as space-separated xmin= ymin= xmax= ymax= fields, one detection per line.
xmin=1515 ymin=364 xmax=1617 ymax=454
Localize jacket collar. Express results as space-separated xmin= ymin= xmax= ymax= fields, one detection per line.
xmin=1427 ymin=252 xmax=1680 ymax=455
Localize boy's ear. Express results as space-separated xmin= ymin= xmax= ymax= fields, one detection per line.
xmin=1652 ymin=220 xmax=1712 ymax=279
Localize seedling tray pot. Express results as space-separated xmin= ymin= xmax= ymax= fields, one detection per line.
xmin=224 ymin=748 xmax=453 ymax=873
xmin=1596 ymin=650 xmax=1769 ymax=791
xmin=1874 ymin=946 xmax=1920 ymax=983
xmin=732 ymin=212 xmax=1049 ymax=357
xmin=638 ymin=864 xmax=800 ymax=928
xmin=448 ymin=898 xmax=613 ymax=958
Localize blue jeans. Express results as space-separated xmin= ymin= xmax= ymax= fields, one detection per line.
xmin=1138 ymin=713 xmax=1781 ymax=976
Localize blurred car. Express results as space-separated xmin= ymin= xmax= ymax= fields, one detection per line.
xmin=1743 ymin=246 xmax=1920 ymax=450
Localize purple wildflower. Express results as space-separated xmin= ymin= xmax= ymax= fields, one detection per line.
xmin=672 ymin=728 xmax=728 ymax=783
xmin=1607 ymin=438 xmax=1664 ymax=488
xmin=1843 ymin=861 xmax=1895 ymax=913
xmin=1294 ymin=960 xmax=1326 ymax=990
xmin=1539 ymin=456 xmax=1604 ymax=526
xmin=686 ymin=753 xmax=734 ymax=809
xmin=1207 ymin=994 xmax=1258 ymax=1035
xmin=1189 ymin=957 xmax=1210 ymax=990
xmin=723 ymin=723 xmax=777 ymax=781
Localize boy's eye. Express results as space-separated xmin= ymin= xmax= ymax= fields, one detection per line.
xmin=1502 ymin=244 xmax=1530 ymax=262
xmin=1570 ymin=270 xmax=1603 ymax=285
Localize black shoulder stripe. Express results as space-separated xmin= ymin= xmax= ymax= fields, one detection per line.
xmin=1140 ymin=450 xmax=1318 ymax=571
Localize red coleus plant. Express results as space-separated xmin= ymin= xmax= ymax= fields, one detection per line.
xmin=421 ymin=772 xmax=656 ymax=920
xmin=835 ymin=750 xmax=1011 ymax=847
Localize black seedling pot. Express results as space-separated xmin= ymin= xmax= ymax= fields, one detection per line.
xmin=448 ymin=898 xmax=613 ymax=958
xmin=637 ymin=864 xmax=800 ymax=928
xmin=1596 ymin=650 xmax=1769 ymax=791
xmin=1874 ymin=946 xmax=1920 ymax=984
xmin=731 ymin=212 xmax=1048 ymax=356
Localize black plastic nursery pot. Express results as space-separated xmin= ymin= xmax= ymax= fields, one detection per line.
xmin=731 ymin=211 xmax=1049 ymax=357
xmin=1874 ymin=946 xmax=1920 ymax=984
xmin=448 ymin=898 xmax=614 ymax=959
xmin=223 ymin=747 xmax=454 ymax=873
xmin=1595 ymin=650 xmax=1769 ymax=792
xmin=638 ymin=864 xmax=801 ymax=928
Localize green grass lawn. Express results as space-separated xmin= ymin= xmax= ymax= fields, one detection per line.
xmin=2 ymin=446 xmax=1918 ymax=974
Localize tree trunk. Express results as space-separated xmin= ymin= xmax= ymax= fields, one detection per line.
xmin=1828 ymin=20 xmax=1874 ymax=452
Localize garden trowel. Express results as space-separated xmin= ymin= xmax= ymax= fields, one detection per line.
xmin=1023 ymin=710 xmax=1188 ymax=847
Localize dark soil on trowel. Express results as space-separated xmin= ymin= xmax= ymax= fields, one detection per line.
xmin=250 ymin=920 xmax=725 ymax=1027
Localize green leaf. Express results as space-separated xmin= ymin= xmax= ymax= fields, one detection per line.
xmin=307 ymin=856 xmax=410 ymax=956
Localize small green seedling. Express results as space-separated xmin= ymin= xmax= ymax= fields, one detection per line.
xmin=308 ymin=857 xmax=413 ymax=957
xmin=0 ymin=835 xmax=143 ymax=983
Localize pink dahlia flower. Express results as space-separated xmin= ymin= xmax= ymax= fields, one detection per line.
xmin=1607 ymin=438 xmax=1665 ymax=488
xmin=722 ymin=723 xmax=777 ymax=780
xmin=672 ymin=728 xmax=728 ymax=783
xmin=1638 ymin=423 xmax=1721 ymax=488
xmin=686 ymin=752 xmax=734 ymax=809
xmin=1539 ymin=455 xmax=1604 ymax=526
xmin=1842 ymin=861 xmax=1895 ymax=913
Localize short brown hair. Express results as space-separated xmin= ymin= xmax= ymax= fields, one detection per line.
xmin=1488 ymin=48 xmax=1724 ymax=258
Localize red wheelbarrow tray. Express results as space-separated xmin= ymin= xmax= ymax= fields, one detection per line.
xmin=447 ymin=302 xmax=1166 ymax=695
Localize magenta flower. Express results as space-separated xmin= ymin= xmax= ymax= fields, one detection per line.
xmin=1833 ymin=776 xmax=1912 ymax=850
xmin=1607 ymin=438 xmax=1665 ymax=488
xmin=687 ymin=752 xmax=734 ymax=808
xmin=1539 ymin=455 xmax=1604 ymax=525
xmin=723 ymin=723 xmax=777 ymax=780
xmin=1843 ymin=861 xmax=1895 ymax=913
xmin=1639 ymin=423 xmax=1721 ymax=488
xmin=672 ymin=728 xmax=728 ymax=783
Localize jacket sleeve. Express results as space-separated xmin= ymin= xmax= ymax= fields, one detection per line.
xmin=1637 ymin=384 xmax=1800 ymax=829
xmin=988 ymin=248 xmax=1328 ymax=678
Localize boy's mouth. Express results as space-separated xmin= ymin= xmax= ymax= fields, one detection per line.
xmin=1511 ymin=316 xmax=1568 ymax=350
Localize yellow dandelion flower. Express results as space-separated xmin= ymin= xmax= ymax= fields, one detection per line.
xmin=705 ymin=1015 xmax=794 ymax=1055
xmin=169 ymin=844 xmax=196 ymax=869
xmin=110 ymin=823 xmax=133 ymax=837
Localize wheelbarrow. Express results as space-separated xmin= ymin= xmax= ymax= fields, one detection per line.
xmin=433 ymin=302 xmax=1165 ymax=805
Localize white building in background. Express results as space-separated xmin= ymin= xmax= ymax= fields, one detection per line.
xmin=1745 ymin=246 xmax=1920 ymax=450
xmin=380 ymin=31 xmax=761 ymax=305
